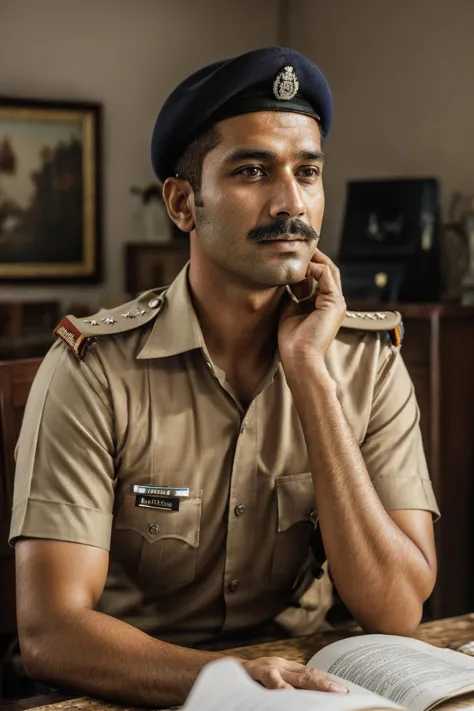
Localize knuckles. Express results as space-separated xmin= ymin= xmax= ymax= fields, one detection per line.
xmin=244 ymin=656 xmax=333 ymax=692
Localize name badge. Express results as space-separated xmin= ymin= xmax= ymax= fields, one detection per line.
xmin=135 ymin=494 xmax=180 ymax=511
xmin=132 ymin=485 xmax=189 ymax=498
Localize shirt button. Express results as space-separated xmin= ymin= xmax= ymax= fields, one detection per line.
xmin=240 ymin=419 xmax=248 ymax=434
xmin=148 ymin=298 xmax=161 ymax=308
xmin=229 ymin=579 xmax=240 ymax=593
xmin=235 ymin=503 xmax=246 ymax=516
xmin=147 ymin=523 xmax=160 ymax=536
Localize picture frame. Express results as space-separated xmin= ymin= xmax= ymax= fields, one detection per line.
xmin=0 ymin=97 xmax=102 ymax=282
xmin=125 ymin=242 xmax=190 ymax=296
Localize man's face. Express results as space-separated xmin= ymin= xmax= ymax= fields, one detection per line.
xmin=192 ymin=111 xmax=325 ymax=288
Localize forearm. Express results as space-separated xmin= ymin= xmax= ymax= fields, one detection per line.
xmin=288 ymin=366 xmax=434 ymax=633
xmin=22 ymin=607 xmax=226 ymax=707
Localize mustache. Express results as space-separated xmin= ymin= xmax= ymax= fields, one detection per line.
xmin=247 ymin=219 xmax=319 ymax=243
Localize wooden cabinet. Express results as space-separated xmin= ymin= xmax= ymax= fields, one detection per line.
xmin=352 ymin=304 xmax=474 ymax=618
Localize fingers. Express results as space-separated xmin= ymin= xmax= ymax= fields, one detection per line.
xmin=286 ymin=278 xmax=317 ymax=303
xmin=242 ymin=657 xmax=348 ymax=694
xmin=265 ymin=668 xmax=293 ymax=690
xmin=285 ymin=668 xmax=348 ymax=693
xmin=308 ymin=249 xmax=343 ymax=294
xmin=306 ymin=261 xmax=339 ymax=298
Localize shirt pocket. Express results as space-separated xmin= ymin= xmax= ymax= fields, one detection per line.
xmin=114 ymin=491 xmax=202 ymax=591
xmin=271 ymin=472 xmax=314 ymax=587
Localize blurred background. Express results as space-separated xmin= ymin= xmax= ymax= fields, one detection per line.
xmin=1 ymin=0 xmax=474 ymax=696
xmin=0 ymin=0 xmax=473 ymax=313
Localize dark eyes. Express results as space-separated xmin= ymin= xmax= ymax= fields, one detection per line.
xmin=298 ymin=167 xmax=321 ymax=179
xmin=235 ymin=166 xmax=321 ymax=180
xmin=238 ymin=166 xmax=264 ymax=178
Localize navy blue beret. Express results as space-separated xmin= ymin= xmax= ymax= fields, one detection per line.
xmin=151 ymin=46 xmax=333 ymax=183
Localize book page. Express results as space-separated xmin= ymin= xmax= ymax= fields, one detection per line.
xmin=182 ymin=658 xmax=403 ymax=711
xmin=308 ymin=635 xmax=474 ymax=711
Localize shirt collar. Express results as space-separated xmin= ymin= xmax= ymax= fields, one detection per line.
xmin=137 ymin=263 xmax=205 ymax=359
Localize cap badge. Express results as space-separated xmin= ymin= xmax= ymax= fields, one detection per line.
xmin=273 ymin=65 xmax=299 ymax=101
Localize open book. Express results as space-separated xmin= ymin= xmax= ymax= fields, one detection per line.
xmin=182 ymin=634 xmax=474 ymax=711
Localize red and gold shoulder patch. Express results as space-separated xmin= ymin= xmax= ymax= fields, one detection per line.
xmin=52 ymin=287 xmax=168 ymax=360
xmin=53 ymin=317 xmax=94 ymax=360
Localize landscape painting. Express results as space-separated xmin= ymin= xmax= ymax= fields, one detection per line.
xmin=0 ymin=98 xmax=101 ymax=281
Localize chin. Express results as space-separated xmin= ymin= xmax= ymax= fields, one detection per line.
xmin=263 ymin=259 xmax=309 ymax=286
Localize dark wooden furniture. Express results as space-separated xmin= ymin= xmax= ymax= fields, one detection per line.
xmin=0 ymin=359 xmax=42 ymax=658
xmin=350 ymin=303 xmax=474 ymax=619
xmin=3 ymin=613 xmax=474 ymax=711
xmin=0 ymin=304 xmax=57 ymax=361
xmin=0 ymin=303 xmax=59 ymax=340
xmin=229 ymin=612 xmax=474 ymax=661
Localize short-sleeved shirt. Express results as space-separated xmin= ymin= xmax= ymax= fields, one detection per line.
xmin=10 ymin=266 xmax=439 ymax=646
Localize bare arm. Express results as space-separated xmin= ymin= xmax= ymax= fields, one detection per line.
xmin=16 ymin=539 xmax=225 ymax=707
xmin=279 ymin=250 xmax=437 ymax=635
xmin=288 ymin=373 xmax=436 ymax=634
xmin=16 ymin=539 xmax=346 ymax=706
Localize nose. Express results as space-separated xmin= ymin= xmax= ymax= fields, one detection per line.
xmin=269 ymin=174 xmax=306 ymax=220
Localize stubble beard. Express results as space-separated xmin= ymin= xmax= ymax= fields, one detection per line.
xmin=194 ymin=207 xmax=313 ymax=288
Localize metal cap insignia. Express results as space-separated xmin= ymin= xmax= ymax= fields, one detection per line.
xmin=273 ymin=65 xmax=299 ymax=101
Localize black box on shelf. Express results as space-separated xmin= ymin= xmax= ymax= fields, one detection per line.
xmin=337 ymin=178 xmax=442 ymax=302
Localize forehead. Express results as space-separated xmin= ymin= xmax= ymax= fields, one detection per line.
xmin=213 ymin=111 xmax=322 ymax=155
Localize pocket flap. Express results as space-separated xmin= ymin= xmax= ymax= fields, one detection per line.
xmin=276 ymin=473 xmax=314 ymax=533
xmin=114 ymin=491 xmax=202 ymax=546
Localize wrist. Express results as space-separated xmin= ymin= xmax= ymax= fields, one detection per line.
xmin=284 ymin=359 xmax=336 ymax=394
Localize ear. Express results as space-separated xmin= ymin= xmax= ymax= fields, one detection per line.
xmin=162 ymin=177 xmax=195 ymax=232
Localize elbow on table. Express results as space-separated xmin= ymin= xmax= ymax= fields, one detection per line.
xmin=20 ymin=640 xmax=49 ymax=683
xmin=358 ymin=600 xmax=423 ymax=637
xmin=19 ymin=626 xmax=60 ymax=685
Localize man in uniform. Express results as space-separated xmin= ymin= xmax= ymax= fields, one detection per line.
xmin=10 ymin=47 xmax=439 ymax=707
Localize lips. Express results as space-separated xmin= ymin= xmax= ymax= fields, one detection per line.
xmin=262 ymin=236 xmax=307 ymax=242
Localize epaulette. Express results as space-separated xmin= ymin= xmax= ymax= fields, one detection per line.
xmin=341 ymin=310 xmax=404 ymax=347
xmin=53 ymin=286 xmax=169 ymax=360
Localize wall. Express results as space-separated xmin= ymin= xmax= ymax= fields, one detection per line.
xmin=0 ymin=0 xmax=279 ymax=310
xmin=287 ymin=0 xmax=474 ymax=255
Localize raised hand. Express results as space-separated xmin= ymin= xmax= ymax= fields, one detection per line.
xmin=278 ymin=249 xmax=346 ymax=376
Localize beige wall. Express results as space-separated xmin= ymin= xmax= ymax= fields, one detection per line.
xmin=2 ymin=0 xmax=473 ymax=303
xmin=0 ymin=0 xmax=279 ymax=309
xmin=287 ymin=0 xmax=474 ymax=255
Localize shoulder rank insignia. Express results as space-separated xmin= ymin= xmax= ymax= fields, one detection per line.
xmin=54 ymin=286 xmax=168 ymax=360
xmin=341 ymin=310 xmax=404 ymax=347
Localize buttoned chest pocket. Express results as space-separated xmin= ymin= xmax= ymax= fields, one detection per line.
xmin=271 ymin=473 xmax=314 ymax=587
xmin=114 ymin=491 xmax=202 ymax=591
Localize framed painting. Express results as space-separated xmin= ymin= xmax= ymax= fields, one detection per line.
xmin=0 ymin=97 xmax=101 ymax=282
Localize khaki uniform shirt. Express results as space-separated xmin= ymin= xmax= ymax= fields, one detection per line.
xmin=10 ymin=266 xmax=439 ymax=646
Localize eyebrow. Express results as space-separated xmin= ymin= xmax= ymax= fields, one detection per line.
xmin=223 ymin=148 xmax=326 ymax=165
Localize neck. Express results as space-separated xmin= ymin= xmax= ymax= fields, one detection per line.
xmin=188 ymin=258 xmax=283 ymax=366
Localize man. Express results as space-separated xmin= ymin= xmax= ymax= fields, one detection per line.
xmin=10 ymin=47 xmax=439 ymax=707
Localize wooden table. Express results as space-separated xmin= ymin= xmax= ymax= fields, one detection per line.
xmin=227 ymin=612 xmax=474 ymax=663
xmin=4 ymin=614 xmax=474 ymax=711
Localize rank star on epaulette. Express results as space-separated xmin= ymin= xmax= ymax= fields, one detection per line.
xmin=341 ymin=310 xmax=404 ymax=346
xmin=53 ymin=286 xmax=169 ymax=361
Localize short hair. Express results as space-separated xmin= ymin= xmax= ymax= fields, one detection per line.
xmin=174 ymin=125 xmax=221 ymax=193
